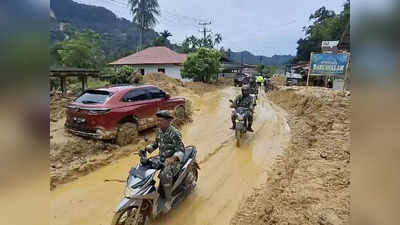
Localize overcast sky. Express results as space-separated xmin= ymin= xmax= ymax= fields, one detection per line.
xmin=73 ymin=0 xmax=346 ymax=56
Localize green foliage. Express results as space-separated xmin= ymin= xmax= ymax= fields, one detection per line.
xmin=150 ymin=30 xmax=172 ymax=47
xmin=50 ymin=29 xmax=105 ymax=68
xmin=182 ymin=33 xmax=223 ymax=53
xmin=109 ymin=66 xmax=138 ymax=84
xmin=294 ymin=0 xmax=350 ymax=62
xmin=181 ymin=48 xmax=221 ymax=83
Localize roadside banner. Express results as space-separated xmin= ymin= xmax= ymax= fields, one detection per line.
xmin=309 ymin=53 xmax=350 ymax=77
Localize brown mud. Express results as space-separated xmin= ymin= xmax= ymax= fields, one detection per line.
xmin=50 ymin=75 xmax=230 ymax=189
xmin=50 ymin=87 xmax=291 ymax=225
xmin=231 ymin=86 xmax=351 ymax=225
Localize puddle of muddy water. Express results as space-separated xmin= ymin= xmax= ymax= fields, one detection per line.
xmin=50 ymin=87 xmax=290 ymax=225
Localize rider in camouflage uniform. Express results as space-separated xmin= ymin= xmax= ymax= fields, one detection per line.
xmin=230 ymin=85 xmax=255 ymax=132
xmin=145 ymin=110 xmax=185 ymax=210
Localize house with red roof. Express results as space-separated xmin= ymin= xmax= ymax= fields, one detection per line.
xmin=109 ymin=47 xmax=188 ymax=80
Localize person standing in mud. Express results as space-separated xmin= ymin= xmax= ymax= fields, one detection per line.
xmin=231 ymin=85 xmax=255 ymax=132
xmin=144 ymin=110 xmax=185 ymax=210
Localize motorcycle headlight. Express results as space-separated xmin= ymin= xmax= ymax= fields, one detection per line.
xmin=237 ymin=114 xmax=244 ymax=121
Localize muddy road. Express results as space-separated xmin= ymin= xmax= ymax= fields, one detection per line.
xmin=51 ymin=87 xmax=290 ymax=225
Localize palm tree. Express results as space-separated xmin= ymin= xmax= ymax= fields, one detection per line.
xmin=214 ymin=33 xmax=222 ymax=48
xmin=160 ymin=30 xmax=172 ymax=40
xmin=128 ymin=0 xmax=160 ymax=50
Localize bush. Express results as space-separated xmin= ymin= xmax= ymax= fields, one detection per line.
xmin=181 ymin=48 xmax=221 ymax=83
xmin=109 ymin=66 xmax=138 ymax=84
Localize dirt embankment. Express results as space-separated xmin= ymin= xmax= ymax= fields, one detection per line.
xmin=231 ymin=86 xmax=351 ymax=225
xmin=50 ymin=73 xmax=228 ymax=190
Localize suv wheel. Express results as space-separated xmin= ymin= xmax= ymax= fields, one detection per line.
xmin=116 ymin=122 xmax=138 ymax=146
xmin=175 ymin=106 xmax=186 ymax=119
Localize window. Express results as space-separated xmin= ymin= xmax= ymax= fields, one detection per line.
xmin=75 ymin=90 xmax=112 ymax=104
xmin=147 ymin=87 xmax=166 ymax=99
xmin=158 ymin=68 xmax=165 ymax=73
xmin=140 ymin=69 xmax=145 ymax=75
xmin=122 ymin=88 xmax=149 ymax=102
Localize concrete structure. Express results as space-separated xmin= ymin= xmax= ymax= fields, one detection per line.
xmin=110 ymin=47 xmax=187 ymax=80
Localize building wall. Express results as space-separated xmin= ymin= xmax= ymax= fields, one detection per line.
xmin=128 ymin=64 xmax=182 ymax=80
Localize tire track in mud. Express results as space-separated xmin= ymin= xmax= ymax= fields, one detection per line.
xmin=50 ymin=87 xmax=290 ymax=225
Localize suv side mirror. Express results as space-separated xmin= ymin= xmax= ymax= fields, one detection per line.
xmin=165 ymin=94 xmax=170 ymax=99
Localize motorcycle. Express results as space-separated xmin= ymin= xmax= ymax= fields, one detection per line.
xmin=229 ymin=100 xmax=251 ymax=147
xmin=111 ymin=146 xmax=199 ymax=225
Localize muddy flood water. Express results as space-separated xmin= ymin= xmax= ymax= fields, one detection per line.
xmin=50 ymin=87 xmax=290 ymax=225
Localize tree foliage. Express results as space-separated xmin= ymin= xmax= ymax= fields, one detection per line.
xmin=181 ymin=48 xmax=221 ymax=83
xmin=294 ymin=0 xmax=350 ymax=62
xmin=150 ymin=30 xmax=172 ymax=46
xmin=50 ymin=29 xmax=105 ymax=68
xmin=108 ymin=66 xmax=140 ymax=84
xmin=182 ymin=33 xmax=223 ymax=53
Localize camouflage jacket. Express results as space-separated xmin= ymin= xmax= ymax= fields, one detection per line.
xmin=149 ymin=125 xmax=185 ymax=159
xmin=233 ymin=94 xmax=254 ymax=110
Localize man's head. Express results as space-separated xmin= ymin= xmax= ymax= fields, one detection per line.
xmin=241 ymin=85 xmax=250 ymax=96
xmin=156 ymin=110 xmax=174 ymax=129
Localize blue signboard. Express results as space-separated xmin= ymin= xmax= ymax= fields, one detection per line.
xmin=310 ymin=53 xmax=349 ymax=76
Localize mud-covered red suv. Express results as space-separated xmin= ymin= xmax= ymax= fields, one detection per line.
xmin=65 ymin=85 xmax=186 ymax=145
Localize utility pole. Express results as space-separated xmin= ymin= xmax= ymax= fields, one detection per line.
xmin=198 ymin=21 xmax=212 ymax=47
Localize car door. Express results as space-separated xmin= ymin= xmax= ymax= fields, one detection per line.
xmin=121 ymin=88 xmax=153 ymax=130
xmin=148 ymin=87 xmax=173 ymax=111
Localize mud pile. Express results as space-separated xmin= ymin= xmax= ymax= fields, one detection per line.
xmin=50 ymin=96 xmax=74 ymax=122
xmin=271 ymin=76 xmax=287 ymax=86
xmin=232 ymin=87 xmax=351 ymax=225
xmin=143 ymin=72 xmax=184 ymax=96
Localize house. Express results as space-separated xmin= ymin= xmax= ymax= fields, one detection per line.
xmin=220 ymin=56 xmax=242 ymax=78
xmin=109 ymin=47 xmax=188 ymax=80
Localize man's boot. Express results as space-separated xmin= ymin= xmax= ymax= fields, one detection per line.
xmin=247 ymin=121 xmax=254 ymax=132
xmin=230 ymin=121 xmax=236 ymax=130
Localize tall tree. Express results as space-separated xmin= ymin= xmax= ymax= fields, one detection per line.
xmin=128 ymin=0 xmax=160 ymax=50
xmin=214 ymin=33 xmax=222 ymax=48
xmin=160 ymin=30 xmax=172 ymax=40
xmin=294 ymin=0 xmax=350 ymax=62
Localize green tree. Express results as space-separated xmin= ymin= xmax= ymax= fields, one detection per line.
xmin=128 ymin=0 xmax=160 ymax=50
xmin=214 ymin=33 xmax=222 ymax=48
xmin=182 ymin=35 xmax=201 ymax=53
xmin=294 ymin=0 xmax=350 ymax=62
xmin=181 ymin=48 xmax=221 ymax=83
xmin=109 ymin=66 xmax=138 ymax=84
xmin=160 ymin=30 xmax=172 ymax=40
xmin=50 ymin=29 xmax=105 ymax=68
xmin=151 ymin=30 xmax=172 ymax=46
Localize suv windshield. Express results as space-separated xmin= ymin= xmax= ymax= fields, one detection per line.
xmin=75 ymin=90 xmax=112 ymax=104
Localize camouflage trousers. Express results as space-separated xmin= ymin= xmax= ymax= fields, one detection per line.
xmin=159 ymin=160 xmax=181 ymax=187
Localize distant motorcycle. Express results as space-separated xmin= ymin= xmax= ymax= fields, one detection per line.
xmin=111 ymin=146 xmax=199 ymax=225
xmin=230 ymin=100 xmax=252 ymax=147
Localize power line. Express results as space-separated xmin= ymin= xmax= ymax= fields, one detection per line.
xmin=198 ymin=21 xmax=212 ymax=40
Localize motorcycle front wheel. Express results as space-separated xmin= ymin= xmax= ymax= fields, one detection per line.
xmin=112 ymin=206 xmax=148 ymax=225
xmin=235 ymin=129 xmax=241 ymax=147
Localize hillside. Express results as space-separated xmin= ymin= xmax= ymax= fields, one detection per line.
xmin=229 ymin=51 xmax=294 ymax=65
xmin=50 ymin=0 xmax=293 ymax=65
xmin=50 ymin=0 xmax=159 ymax=59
